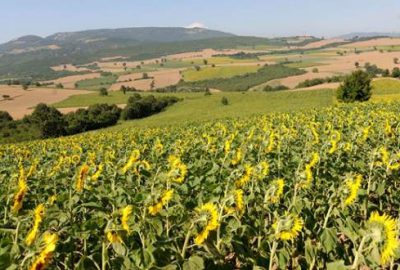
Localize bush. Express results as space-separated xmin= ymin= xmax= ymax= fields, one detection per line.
xmin=0 ymin=111 xmax=13 ymax=123
xmin=121 ymin=94 xmax=179 ymax=120
xmin=263 ymin=85 xmax=289 ymax=91
xmin=221 ymin=97 xmax=229 ymax=105
xmin=99 ymin=88 xmax=108 ymax=96
xmin=337 ymin=70 xmax=372 ymax=103
xmin=64 ymin=104 xmax=121 ymax=135
xmin=30 ymin=103 xmax=66 ymax=138
xmin=392 ymin=67 xmax=400 ymax=78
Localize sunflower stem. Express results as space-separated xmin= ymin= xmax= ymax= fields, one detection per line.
xmin=269 ymin=240 xmax=278 ymax=270
xmin=323 ymin=203 xmax=334 ymax=229
xmin=351 ymin=235 xmax=368 ymax=269
xmin=181 ymin=222 xmax=194 ymax=259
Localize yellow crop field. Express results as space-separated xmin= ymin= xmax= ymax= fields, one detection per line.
xmin=1 ymin=102 xmax=400 ymax=269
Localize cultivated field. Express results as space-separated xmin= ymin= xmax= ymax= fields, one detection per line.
xmin=0 ymin=86 xmax=90 ymax=119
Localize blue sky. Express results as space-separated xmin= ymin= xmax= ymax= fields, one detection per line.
xmin=1 ymin=0 xmax=400 ymax=43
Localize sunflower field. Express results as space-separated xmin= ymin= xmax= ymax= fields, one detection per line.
xmin=1 ymin=102 xmax=400 ymax=269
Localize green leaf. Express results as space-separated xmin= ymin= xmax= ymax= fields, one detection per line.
xmin=320 ymin=228 xmax=337 ymax=253
xmin=183 ymin=256 xmax=204 ymax=270
xmin=326 ymin=260 xmax=347 ymax=270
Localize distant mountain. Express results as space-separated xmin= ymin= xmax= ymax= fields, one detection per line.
xmin=0 ymin=27 xmax=320 ymax=81
xmin=338 ymin=32 xmax=400 ymax=40
xmin=0 ymin=27 xmax=235 ymax=54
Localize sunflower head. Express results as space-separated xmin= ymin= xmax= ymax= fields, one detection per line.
xmin=367 ymin=212 xmax=399 ymax=265
xmin=272 ymin=213 xmax=303 ymax=241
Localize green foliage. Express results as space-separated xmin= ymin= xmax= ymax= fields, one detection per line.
xmin=337 ymin=70 xmax=372 ymax=103
xmin=76 ymin=75 xmax=117 ymax=90
xmin=64 ymin=104 xmax=121 ymax=135
xmin=0 ymin=111 xmax=13 ymax=122
xmin=392 ymin=67 xmax=400 ymax=78
xmin=263 ymin=85 xmax=289 ymax=91
xmin=99 ymin=87 xmax=108 ymax=96
xmin=296 ymin=75 xmax=344 ymax=89
xmin=180 ymin=64 xmax=305 ymax=91
xmin=1 ymin=102 xmax=400 ymax=268
xmin=30 ymin=103 xmax=66 ymax=138
xmin=121 ymin=94 xmax=180 ymax=120
xmin=221 ymin=96 xmax=229 ymax=105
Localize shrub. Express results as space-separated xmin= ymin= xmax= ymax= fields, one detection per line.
xmin=0 ymin=111 xmax=13 ymax=123
xmin=64 ymin=104 xmax=121 ymax=135
xmin=337 ymin=70 xmax=372 ymax=103
xmin=392 ymin=67 xmax=400 ymax=78
xmin=121 ymin=94 xmax=179 ymax=120
xmin=99 ymin=88 xmax=108 ymax=96
xmin=221 ymin=97 xmax=229 ymax=105
xmin=312 ymin=68 xmax=319 ymax=73
xmin=263 ymin=85 xmax=289 ymax=91
xmin=30 ymin=103 xmax=66 ymax=138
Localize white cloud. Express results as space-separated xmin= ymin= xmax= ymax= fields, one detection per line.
xmin=186 ymin=22 xmax=207 ymax=29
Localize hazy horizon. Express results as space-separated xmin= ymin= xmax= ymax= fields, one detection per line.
xmin=1 ymin=0 xmax=400 ymax=43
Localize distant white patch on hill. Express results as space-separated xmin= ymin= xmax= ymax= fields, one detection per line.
xmin=186 ymin=22 xmax=207 ymax=29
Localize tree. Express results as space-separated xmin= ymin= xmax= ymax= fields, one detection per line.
xmin=337 ymin=70 xmax=372 ymax=103
xmin=394 ymin=58 xmax=399 ymax=64
xmin=22 ymin=84 xmax=29 ymax=90
xmin=0 ymin=111 xmax=13 ymax=122
xmin=203 ymin=59 xmax=208 ymax=65
xmin=354 ymin=62 xmax=360 ymax=68
xmin=195 ymin=66 xmax=201 ymax=71
xmin=30 ymin=103 xmax=66 ymax=138
xmin=312 ymin=68 xmax=319 ymax=73
xmin=204 ymin=88 xmax=212 ymax=96
xmin=150 ymin=80 xmax=155 ymax=90
xmin=143 ymin=73 xmax=149 ymax=79
xmin=392 ymin=67 xmax=400 ymax=78
xmin=99 ymin=88 xmax=108 ymax=96
xmin=382 ymin=69 xmax=390 ymax=77
xmin=221 ymin=97 xmax=229 ymax=105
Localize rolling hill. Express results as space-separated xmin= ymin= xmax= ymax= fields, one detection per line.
xmin=0 ymin=27 xmax=318 ymax=81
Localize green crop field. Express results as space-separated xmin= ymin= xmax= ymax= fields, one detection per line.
xmin=182 ymin=66 xmax=260 ymax=82
xmin=75 ymin=75 xmax=118 ymax=90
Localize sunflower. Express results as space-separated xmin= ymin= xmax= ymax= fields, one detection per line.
xmin=30 ymin=232 xmax=58 ymax=270
xmin=273 ymin=213 xmax=303 ymax=241
xmin=344 ymin=175 xmax=362 ymax=206
xmin=194 ymin=203 xmax=220 ymax=245
xmin=75 ymin=164 xmax=89 ymax=192
xmin=26 ymin=204 xmax=45 ymax=246
xmin=148 ymin=189 xmax=174 ymax=216
xmin=235 ymin=164 xmax=254 ymax=188
xmin=107 ymin=231 xmax=122 ymax=244
xmin=121 ymin=150 xmax=140 ymax=174
xmin=168 ymin=155 xmax=187 ymax=184
xmin=299 ymin=152 xmax=319 ymax=189
xmin=12 ymin=164 xmax=29 ymax=213
xmin=328 ymin=130 xmax=341 ymax=154
xmin=265 ymin=179 xmax=284 ymax=203
xmin=121 ymin=205 xmax=133 ymax=234
xmin=367 ymin=212 xmax=399 ymax=265
xmin=231 ymin=148 xmax=242 ymax=166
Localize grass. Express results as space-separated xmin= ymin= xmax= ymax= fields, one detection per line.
xmin=53 ymin=78 xmax=400 ymax=131
xmin=76 ymin=75 xmax=118 ymax=90
xmin=182 ymin=66 xmax=260 ymax=82
xmin=113 ymin=89 xmax=335 ymax=129
xmin=179 ymin=64 xmax=305 ymax=91
xmin=284 ymin=61 xmax=325 ymax=69
xmin=184 ymin=57 xmax=258 ymax=65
